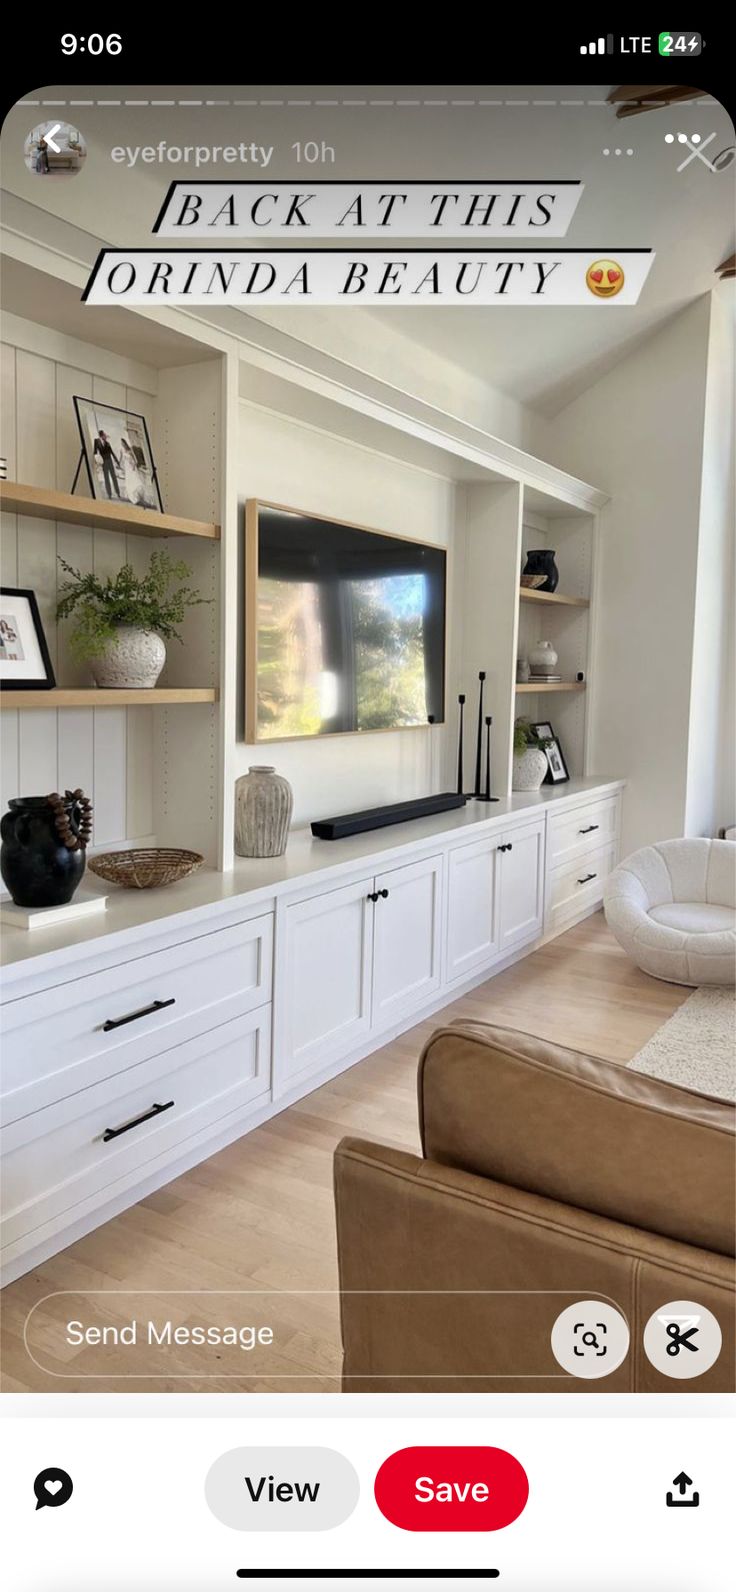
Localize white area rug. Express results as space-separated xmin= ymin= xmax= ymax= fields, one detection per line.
xmin=627 ymin=987 xmax=735 ymax=1102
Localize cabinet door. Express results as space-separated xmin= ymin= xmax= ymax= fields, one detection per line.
xmin=275 ymin=877 xmax=375 ymax=1094
xmin=372 ymin=854 xmax=443 ymax=1030
xmin=446 ymin=835 xmax=500 ymax=984
xmin=498 ymin=818 xmax=545 ymax=954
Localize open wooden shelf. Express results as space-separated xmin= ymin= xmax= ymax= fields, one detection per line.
xmin=516 ymin=681 xmax=586 ymax=694
xmin=0 ymin=482 xmax=220 ymax=541
xmin=0 ymin=688 xmax=218 ymax=709
xmin=519 ymin=587 xmax=589 ymax=608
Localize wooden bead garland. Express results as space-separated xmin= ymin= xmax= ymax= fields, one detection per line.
xmin=47 ymin=788 xmax=93 ymax=851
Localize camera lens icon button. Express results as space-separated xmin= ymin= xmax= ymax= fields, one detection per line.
xmin=551 ymin=1300 xmax=630 ymax=1379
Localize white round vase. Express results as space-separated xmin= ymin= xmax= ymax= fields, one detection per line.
xmin=235 ymin=766 xmax=293 ymax=858
xmin=529 ymin=639 xmax=558 ymax=676
xmin=512 ymin=747 xmax=548 ymax=792
xmin=90 ymin=626 xmax=166 ymax=688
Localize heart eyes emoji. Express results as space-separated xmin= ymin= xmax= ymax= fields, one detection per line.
xmin=586 ymin=260 xmax=625 ymax=298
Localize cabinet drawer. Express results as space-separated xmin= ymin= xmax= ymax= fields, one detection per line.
xmin=1 ymin=1005 xmax=271 ymax=1250
xmin=2 ymin=914 xmax=273 ymax=1124
xmin=548 ymin=796 xmax=620 ymax=869
xmin=547 ymin=841 xmax=617 ymax=931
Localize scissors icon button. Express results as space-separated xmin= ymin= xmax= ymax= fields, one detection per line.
xmin=665 ymin=1322 xmax=699 ymax=1356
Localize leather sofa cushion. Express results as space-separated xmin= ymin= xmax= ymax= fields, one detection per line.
xmin=418 ymin=1022 xmax=735 ymax=1256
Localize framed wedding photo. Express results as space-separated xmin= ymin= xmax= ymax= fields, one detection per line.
xmin=532 ymin=720 xmax=570 ymax=784
xmin=0 ymin=588 xmax=55 ymax=690
xmin=73 ymin=396 xmax=164 ymax=512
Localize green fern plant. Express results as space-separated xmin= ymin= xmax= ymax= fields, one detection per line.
xmin=56 ymin=552 xmax=209 ymax=661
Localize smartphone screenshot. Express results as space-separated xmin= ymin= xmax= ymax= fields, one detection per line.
xmin=0 ymin=28 xmax=734 ymax=1589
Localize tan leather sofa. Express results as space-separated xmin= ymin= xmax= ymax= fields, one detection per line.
xmin=334 ymin=1022 xmax=735 ymax=1392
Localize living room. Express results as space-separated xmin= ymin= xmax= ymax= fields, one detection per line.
xmin=0 ymin=85 xmax=734 ymax=1396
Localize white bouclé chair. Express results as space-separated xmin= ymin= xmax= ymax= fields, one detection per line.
xmin=604 ymin=838 xmax=736 ymax=986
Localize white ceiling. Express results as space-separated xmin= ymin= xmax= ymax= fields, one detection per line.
xmin=2 ymin=84 xmax=734 ymax=412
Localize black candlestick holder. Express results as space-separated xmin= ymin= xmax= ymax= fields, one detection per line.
xmin=456 ymin=695 xmax=466 ymax=796
xmin=474 ymin=714 xmax=498 ymax=802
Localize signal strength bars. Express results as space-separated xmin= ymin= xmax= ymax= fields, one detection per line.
xmin=580 ymin=35 xmax=614 ymax=53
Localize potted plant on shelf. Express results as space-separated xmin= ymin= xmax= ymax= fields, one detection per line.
xmin=56 ymin=552 xmax=209 ymax=689
xmin=512 ymin=718 xmax=551 ymax=792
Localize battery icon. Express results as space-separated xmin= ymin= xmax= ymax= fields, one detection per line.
xmin=658 ymin=31 xmax=703 ymax=55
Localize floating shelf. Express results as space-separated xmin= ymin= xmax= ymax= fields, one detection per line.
xmin=519 ymin=588 xmax=589 ymax=608
xmin=0 ymin=688 xmax=218 ymax=709
xmin=0 ymin=482 xmax=220 ymax=541
xmin=516 ymin=681 xmax=586 ymax=694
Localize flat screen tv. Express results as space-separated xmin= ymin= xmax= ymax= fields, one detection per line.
xmin=246 ymin=502 xmax=446 ymax=742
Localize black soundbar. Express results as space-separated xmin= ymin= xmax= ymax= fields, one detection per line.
xmin=311 ymin=791 xmax=467 ymax=841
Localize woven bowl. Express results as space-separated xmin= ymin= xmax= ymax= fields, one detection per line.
xmin=89 ymin=847 xmax=204 ymax=890
xmin=520 ymin=574 xmax=547 ymax=589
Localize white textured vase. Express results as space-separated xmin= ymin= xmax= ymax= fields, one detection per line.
xmin=529 ymin=639 xmax=558 ymax=676
xmin=90 ymin=627 xmax=166 ymax=688
xmin=512 ymin=747 xmax=548 ymax=792
xmin=235 ymin=766 xmax=293 ymax=858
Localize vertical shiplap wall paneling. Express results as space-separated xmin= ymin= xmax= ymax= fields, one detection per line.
xmin=89 ymin=374 xmax=128 ymax=844
xmin=123 ymin=385 xmax=156 ymax=842
xmin=15 ymin=351 xmax=58 ymax=799
xmin=151 ymin=361 xmax=221 ymax=865
xmin=0 ymin=344 xmax=19 ymax=813
xmin=55 ymin=364 xmax=95 ymax=804
xmin=1 ymin=326 xmax=158 ymax=854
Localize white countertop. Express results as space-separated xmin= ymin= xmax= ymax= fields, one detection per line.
xmin=0 ymin=777 xmax=623 ymax=984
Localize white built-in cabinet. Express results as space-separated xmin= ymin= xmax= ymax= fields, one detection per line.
xmin=275 ymin=852 xmax=443 ymax=1095
xmin=446 ymin=815 xmax=545 ymax=983
xmin=497 ymin=818 xmax=545 ymax=953
xmin=0 ymin=782 xmax=623 ymax=1283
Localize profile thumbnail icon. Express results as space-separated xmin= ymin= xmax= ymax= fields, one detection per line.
xmin=24 ymin=122 xmax=87 ymax=177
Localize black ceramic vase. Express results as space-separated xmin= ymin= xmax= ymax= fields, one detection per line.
xmin=522 ymin=548 xmax=559 ymax=592
xmin=1 ymin=792 xmax=92 ymax=908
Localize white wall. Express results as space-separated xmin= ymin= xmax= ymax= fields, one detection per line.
xmin=546 ymin=299 xmax=713 ymax=856
xmin=0 ymin=318 xmax=158 ymax=849
xmin=685 ymin=287 xmax=736 ymax=837
xmin=235 ymin=402 xmax=458 ymax=826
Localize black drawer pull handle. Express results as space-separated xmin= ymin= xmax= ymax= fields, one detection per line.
xmin=577 ymin=872 xmax=597 ymax=885
xmin=102 ymin=997 xmax=176 ymax=1033
xmin=579 ymin=824 xmax=599 ymax=834
xmin=102 ymin=1100 xmax=175 ymax=1142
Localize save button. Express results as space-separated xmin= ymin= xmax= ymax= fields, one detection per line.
xmin=374 ymin=1446 xmax=529 ymax=1532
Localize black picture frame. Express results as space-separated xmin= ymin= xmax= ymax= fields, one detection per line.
xmin=531 ymin=720 xmax=570 ymax=784
xmin=0 ymin=588 xmax=56 ymax=690
xmin=73 ymin=396 xmax=164 ymax=512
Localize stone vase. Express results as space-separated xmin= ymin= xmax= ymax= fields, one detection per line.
xmin=235 ymin=766 xmax=293 ymax=858
xmin=512 ymin=747 xmax=548 ymax=792
xmin=529 ymin=639 xmax=558 ymax=676
xmin=90 ymin=626 xmax=166 ymax=688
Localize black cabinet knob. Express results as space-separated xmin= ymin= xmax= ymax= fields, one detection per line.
xmin=379 ymin=888 xmax=389 ymax=898
xmin=367 ymin=891 xmax=379 ymax=903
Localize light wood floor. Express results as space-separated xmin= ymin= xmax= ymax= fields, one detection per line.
xmin=1 ymin=912 xmax=688 ymax=1393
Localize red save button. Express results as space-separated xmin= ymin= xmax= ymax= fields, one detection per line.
xmin=374 ymin=1446 xmax=529 ymax=1532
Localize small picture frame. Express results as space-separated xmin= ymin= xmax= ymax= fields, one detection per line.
xmin=73 ymin=396 xmax=163 ymax=512
xmin=532 ymin=720 xmax=570 ymax=784
xmin=0 ymin=588 xmax=55 ymax=690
